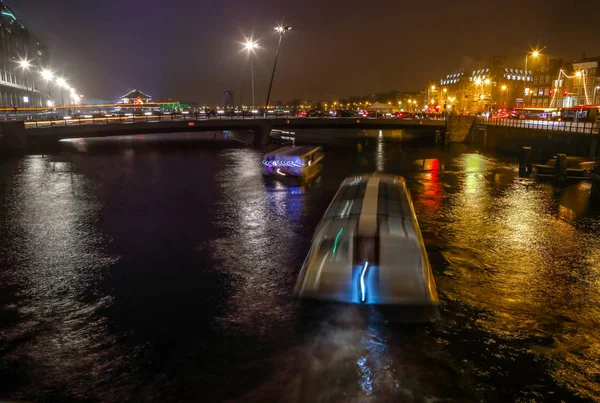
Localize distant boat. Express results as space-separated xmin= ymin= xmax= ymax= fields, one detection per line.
xmin=261 ymin=145 xmax=323 ymax=181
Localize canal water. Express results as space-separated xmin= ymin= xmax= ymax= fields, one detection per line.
xmin=0 ymin=131 xmax=599 ymax=402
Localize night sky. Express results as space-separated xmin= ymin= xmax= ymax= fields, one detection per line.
xmin=8 ymin=0 xmax=600 ymax=104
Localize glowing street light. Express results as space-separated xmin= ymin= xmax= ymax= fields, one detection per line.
xmin=41 ymin=69 xmax=54 ymax=81
xmin=264 ymin=24 xmax=292 ymax=116
xmin=242 ymin=39 xmax=258 ymax=109
xmin=501 ymin=85 xmax=507 ymax=91
xmin=19 ymin=59 xmax=31 ymax=70
xmin=55 ymin=77 xmax=68 ymax=115
xmin=19 ymin=58 xmax=33 ymax=109
xmin=523 ymin=47 xmax=545 ymax=107
xmin=40 ymin=69 xmax=55 ymax=107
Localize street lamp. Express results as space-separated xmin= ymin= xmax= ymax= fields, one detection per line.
xmin=56 ymin=77 xmax=67 ymax=116
xmin=243 ymin=39 xmax=258 ymax=110
xmin=40 ymin=69 xmax=54 ymax=107
xmin=501 ymin=84 xmax=507 ymax=107
xmin=264 ymin=24 xmax=292 ymax=117
xmin=19 ymin=58 xmax=32 ymax=112
xmin=523 ymin=48 xmax=544 ymax=110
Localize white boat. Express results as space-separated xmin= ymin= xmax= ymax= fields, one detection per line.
xmin=294 ymin=173 xmax=438 ymax=319
xmin=261 ymin=146 xmax=323 ymax=180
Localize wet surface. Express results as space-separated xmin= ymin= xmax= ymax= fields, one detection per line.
xmin=0 ymin=132 xmax=599 ymax=402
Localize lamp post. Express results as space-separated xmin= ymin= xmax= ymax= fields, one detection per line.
xmin=56 ymin=77 xmax=67 ymax=116
xmin=484 ymin=78 xmax=491 ymax=114
xmin=41 ymin=69 xmax=54 ymax=107
xmin=243 ymin=39 xmax=258 ymax=110
xmin=523 ymin=48 xmax=543 ymax=113
xmin=501 ymin=85 xmax=507 ymax=107
xmin=19 ymin=59 xmax=31 ymax=117
xmin=264 ymin=24 xmax=291 ymax=117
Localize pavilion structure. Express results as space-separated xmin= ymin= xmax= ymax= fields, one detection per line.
xmin=119 ymin=89 xmax=152 ymax=104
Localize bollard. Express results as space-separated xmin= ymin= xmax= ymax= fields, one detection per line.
xmin=434 ymin=130 xmax=441 ymax=144
xmin=519 ymin=146 xmax=532 ymax=178
xmin=554 ymin=154 xmax=567 ymax=186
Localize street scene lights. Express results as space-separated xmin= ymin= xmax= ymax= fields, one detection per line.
xmin=243 ymin=39 xmax=258 ymax=109
xmin=264 ymin=24 xmax=292 ymax=116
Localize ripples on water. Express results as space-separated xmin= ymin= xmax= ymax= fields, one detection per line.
xmin=0 ymin=133 xmax=599 ymax=402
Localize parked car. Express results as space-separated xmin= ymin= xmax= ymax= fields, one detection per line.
xmin=306 ymin=109 xmax=324 ymax=117
xmin=392 ymin=111 xmax=415 ymax=119
xmin=329 ymin=109 xmax=355 ymax=117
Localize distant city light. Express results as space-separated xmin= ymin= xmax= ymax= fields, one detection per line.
xmin=56 ymin=77 xmax=67 ymax=87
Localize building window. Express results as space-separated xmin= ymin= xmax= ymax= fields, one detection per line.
xmin=534 ymin=76 xmax=539 ymax=84
xmin=543 ymin=99 xmax=549 ymax=107
xmin=591 ymin=68 xmax=596 ymax=74
xmin=545 ymin=75 xmax=550 ymax=84
xmin=532 ymin=99 xmax=538 ymax=106
xmin=544 ymin=87 xmax=550 ymax=96
xmin=538 ymin=88 xmax=544 ymax=96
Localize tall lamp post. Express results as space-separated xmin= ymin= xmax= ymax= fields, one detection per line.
xmin=41 ymin=69 xmax=54 ymax=107
xmin=264 ymin=24 xmax=291 ymax=117
xmin=522 ymin=48 xmax=543 ymax=114
xmin=19 ymin=59 xmax=31 ymax=117
xmin=56 ymin=77 xmax=67 ymax=116
xmin=243 ymin=39 xmax=258 ymax=110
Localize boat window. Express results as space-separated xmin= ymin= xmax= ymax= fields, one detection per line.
xmin=378 ymin=182 xmax=409 ymax=217
xmin=318 ymin=237 xmax=349 ymax=259
xmin=324 ymin=199 xmax=363 ymax=218
xmin=332 ymin=182 xmax=367 ymax=202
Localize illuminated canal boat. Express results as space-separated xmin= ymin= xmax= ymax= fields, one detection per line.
xmin=261 ymin=146 xmax=323 ymax=180
xmin=294 ymin=173 xmax=438 ymax=320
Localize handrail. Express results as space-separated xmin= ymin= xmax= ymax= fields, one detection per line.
xmin=477 ymin=117 xmax=599 ymax=134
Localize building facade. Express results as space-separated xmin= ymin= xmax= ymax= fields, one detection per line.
xmin=0 ymin=2 xmax=50 ymax=108
xmin=437 ymin=57 xmax=532 ymax=114
xmin=530 ymin=58 xmax=563 ymax=108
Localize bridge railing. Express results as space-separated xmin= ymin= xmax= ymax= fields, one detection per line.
xmin=22 ymin=112 xmax=446 ymax=129
xmin=478 ymin=117 xmax=599 ymax=134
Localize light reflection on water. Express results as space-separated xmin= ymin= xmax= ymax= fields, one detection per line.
xmin=0 ymin=134 xmax=599 ymax=402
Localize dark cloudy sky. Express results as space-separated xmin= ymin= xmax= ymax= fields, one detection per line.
xmin=7 ymin=0 xmax=600 ymax=104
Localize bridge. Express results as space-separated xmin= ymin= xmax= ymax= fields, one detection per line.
xmin=2 ymin=116 xmax=446 ymax=149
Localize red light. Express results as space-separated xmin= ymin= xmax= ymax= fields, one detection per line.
xmin=563 ymin=89 xmax=568 ymax=96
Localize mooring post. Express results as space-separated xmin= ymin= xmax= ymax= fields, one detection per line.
xmin=519 ymin=146 xmax=532 ymax=178
xmin=554 ymin=154 xmax=567 ymax=186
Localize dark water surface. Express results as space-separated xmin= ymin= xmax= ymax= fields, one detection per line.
xmin=1 ymin=132 xmax=599 ymax=402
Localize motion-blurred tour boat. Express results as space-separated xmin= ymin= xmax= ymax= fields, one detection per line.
xmin=261 ymin=146 xmax=323 ymax=180
xmin=294 ymin=173 xmax=438 ymax=321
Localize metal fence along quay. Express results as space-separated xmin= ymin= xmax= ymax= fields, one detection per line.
xmin=478 ymin=117 xmax=600 ymax=134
